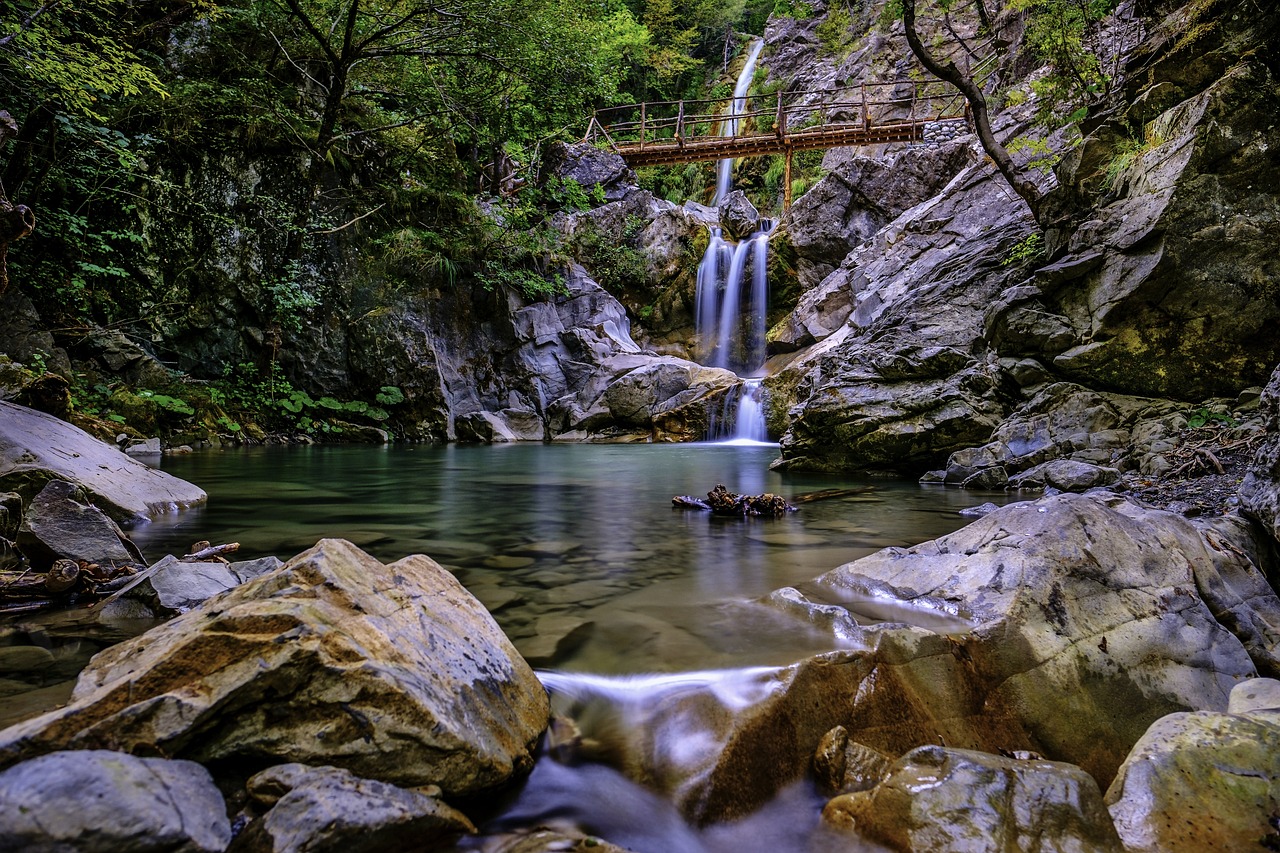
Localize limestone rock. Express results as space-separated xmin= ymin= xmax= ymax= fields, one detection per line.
xmin=811 ymin=725 xmax=892 ymax=796
xmin=599 ymin=358 xmax=738 ymax=440
xmin=1104 ymin=687 xmax=1280 ymax=853
xmin=230 ymin=763 xmax=475 ymax=853
xmin=0 ymin=749 xmax=230 ymax=852
xmin=0 ymin=401 xmax=206 ymax=523
xmin=824 ymin=746 xmax=1122 ymax=852
xmin=0 ymin=539 xmax=550 ymax=796
xmin=1008 ymin=459 xmax=1120 ymax=491
xmin=15 ymin=479 xmax=145 ymax=570
xmin=1241 ymin=363 xmax=1280 ymax=547
xmin=787 ymin=143 xmax=972 ymax=289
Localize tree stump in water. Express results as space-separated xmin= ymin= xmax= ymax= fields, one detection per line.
xmin=672 ymin=484 xmax=797 ymax=517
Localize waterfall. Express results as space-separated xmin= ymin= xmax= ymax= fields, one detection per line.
xmin=695 ymin=221 xmax=775 ymax=443
xmin=713 ymin=39 xmax=765 ymax=206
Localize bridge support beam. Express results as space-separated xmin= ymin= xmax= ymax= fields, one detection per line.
xmin=783 ymin=146 xmax=793 ymax=212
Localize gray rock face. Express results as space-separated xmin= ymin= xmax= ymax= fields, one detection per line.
xmin=1105 ymin=680 xmax=1280 ymax=853
xmin=1242 ymin=364 xmax=1280 ymax=546
xmin=15 ymin=479 xmax=144 ymax=569
xmin=232 ymin=763 xmax=475 ymax=853
xmin=0 ymin=749 xmax=230 ymax=852
xmin=0 ymin=401 xmax=207 ymax=523
xmin=717 ymin=191 xmax=759 ymax=241
xmin=824 ymin=746 xmax=1123 ymax=852
xmin=541 ymin=141 xmax=635 ymax=203
xmin=771 ymin=159 xmax=1034 ymax=473
xmin=0 ymin=539 xmax=550 ymax=796
xmin=787 ymin=143 xmax=972 ymax=290
xmin=1027 ymin=52 xmax=1280 ymax=401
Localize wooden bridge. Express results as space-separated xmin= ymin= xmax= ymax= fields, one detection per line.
xmin=583 ymin=79 xmax=972 ymax=204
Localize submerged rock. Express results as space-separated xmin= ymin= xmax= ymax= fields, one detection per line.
xmin=824 ymin=745 xmax=1122 ymax=852
xmin=0 ymin=400 xmax=206 ymax=523
xmin=0 ymin=539 xmax=550 ymax=796
xmin=1104 ymin=678 xmax=1280 ymax=853
xmin=0 ymin=749 xmax=230 ymax=852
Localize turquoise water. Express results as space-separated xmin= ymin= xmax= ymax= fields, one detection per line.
xmin=126 ymin=443 xmax=1009 ymax=672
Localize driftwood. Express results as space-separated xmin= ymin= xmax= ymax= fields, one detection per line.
xmin=182 ymin=541 xmax=240 ymax=562
xmin=791 ymin=487 xmax=876 ymax=504
xmin=673 ymin=484 xmax=797 ymax=517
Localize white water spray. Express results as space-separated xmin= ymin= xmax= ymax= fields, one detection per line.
xmin=713 ymin=39 xmax=765 ymax=206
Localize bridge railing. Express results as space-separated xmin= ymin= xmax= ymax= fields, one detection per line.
xmin=584 ymin=79 xmax=969 ymax=154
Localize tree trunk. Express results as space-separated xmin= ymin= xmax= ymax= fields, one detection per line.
xmin=0 ymin=111 xmax=36 ymax=298
xmin=901 ymin=0 xmax=1042 ymax=224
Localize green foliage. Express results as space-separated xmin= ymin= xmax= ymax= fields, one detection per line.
xmin=1009 ymin=0 xmax=1120 ymax=126
xmin=816 ymin=3 xmax=854 ymax=54
xmin=218 ymin=362 xmax=395 ymax=434
xmin=772 ymin=0 xmax=814 ymax=19
xmin=573 ymin=215 xmax=647 ymax=294
xmin=1185 ymin=407 xmax=1236 ymax=429
xmin=1100 ymin=121 xmax=1168 ymax=195
xmin=376 ymin=386 xmax=406 ymax=406
xmin=0 ymin=0 xmax=194 ymax=120
xmin=1002 ymin=232 xmax=1045 ymax=267
xmin=136 ymin=389 xmax=195 ymax=416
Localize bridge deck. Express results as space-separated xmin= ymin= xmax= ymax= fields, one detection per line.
xmin=612 ymin=116 xmax=964 ymax=167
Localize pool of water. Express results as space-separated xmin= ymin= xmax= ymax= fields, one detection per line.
xmin=0 ymin=442 xmax=1013 ymax=846
xmin=117 ymin=442 xmax=1008 ymax=673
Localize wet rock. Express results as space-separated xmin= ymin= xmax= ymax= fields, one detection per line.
xmin=1104 ymin=679 xmax=1280 ymax=853
xmin=717 ymin=190 xmax=759 ymax=241
xmin=520 ymin=614 xmax=594 ymax=668
xmin=1241 ymin=363 xmax=1280 ymax=547
xmin=811 ymin=725 xmax=892 ymax=795
xmin=824 ymin=746 xmax=1122 ymax=852
xmin=599 ymin=493 xmax=1280 ymax=824
xmin=0 ymin=401 xmax=206 ymax=523
xmin=0 ymin=749 xmax=230 ymax=852
xmin=230 ymin=763 xmax=475 ymax=853
xmin=15 ymin=479 xmax=144 ymax=570
xmin=0 ymin=539 xmax=550 ymax=796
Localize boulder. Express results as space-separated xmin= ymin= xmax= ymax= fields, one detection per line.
xmin=599 ymin=358 xmax=738 ymax=440
xmin=1104 ymin=679 xmax=1280 ymax=853
xmin=0 ymin=749 xmax=230 ymax=852
xmin=0 ymin=539 xmax=550 ymax=796
xmin=15 ymin=479 xmax=145 ymax=570
xmin=1008 ymin=459 xmax=1121 ymax=491
xmin=1241 ymin=363 xmax=1280 ymax=546
xmin=0 ymin=401 xmax=207 ymax=523
xmin=823 ymin=746 xmax=1123 ymax=852
xmin=125 ymin=553 xmax=284 ymax=614
xmin=230 ymin=763 xmax=475 ymax=853
xmin=541 ymin=141 xmax=634 ymax=203
xmin=717 ymin=190 xmax=759 ymax=241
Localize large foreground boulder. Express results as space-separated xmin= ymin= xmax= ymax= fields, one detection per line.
xmin=0 ymin=400 xmax=206 ymax=523
xmin=0 ymin=539 xmax=549 ymax=795
xmin=0 ymin=749 xmax=230 ymax=852
xmin=1104 ymin=678 xmax=1280 ymax=853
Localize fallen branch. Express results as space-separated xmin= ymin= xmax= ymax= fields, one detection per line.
xmin=182 ymin=542 xmax=240 ymax=561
